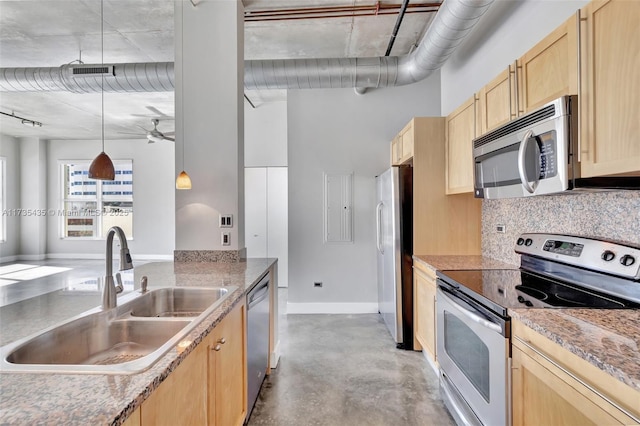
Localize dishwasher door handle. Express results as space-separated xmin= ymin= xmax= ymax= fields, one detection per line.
xmin=248 ymin=282 xmax=269 ymax=309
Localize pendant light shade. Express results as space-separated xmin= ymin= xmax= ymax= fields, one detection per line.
xmin=176 ymin=170 xmax=192 ymax=189
xmin=89 ymin=151 xmax=116 ymax=180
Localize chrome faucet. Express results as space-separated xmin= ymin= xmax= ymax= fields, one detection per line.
xmin=102 ymin=226 xmax=134 ymax=309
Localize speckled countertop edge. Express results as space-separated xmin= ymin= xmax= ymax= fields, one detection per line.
xmin=413 ymin=255 xmax=517 ymax=272
xmin=509 ymin=308 xmax=640 ymax=393
xmin=0 ymin=258 xmax=277 ymax=426
xmin=413 ymin=255 xmax=640 ymax=394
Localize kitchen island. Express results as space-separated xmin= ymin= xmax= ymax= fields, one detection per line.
xmin=0 ymin=258 xmax=277 ymax=425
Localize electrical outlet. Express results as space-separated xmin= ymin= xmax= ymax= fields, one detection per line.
xmin=221 ymin=232 xmax=231 ymax=246
xmin=219 ymin=214 xmax=233 ymax=228
xmin=314 ymin=282 xmax=323 ymax=288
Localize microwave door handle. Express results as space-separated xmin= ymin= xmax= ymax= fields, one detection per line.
xmin=517 ymin=129 xmax=539 ymax=194
xmin=439 ymin=290 xmax=503 ymax=334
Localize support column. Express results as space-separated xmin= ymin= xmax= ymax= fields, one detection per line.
xmin=174 ymin=0 xmax=245 ymax=261
xmin=19 ymin=137 xmax=47 ymax=259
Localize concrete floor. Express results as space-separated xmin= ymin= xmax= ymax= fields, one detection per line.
xmin=247 ymin=293 xmax=455 ymax=426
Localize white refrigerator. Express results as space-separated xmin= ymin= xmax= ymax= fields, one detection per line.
xmin=375 ymin=167 xmax=414 ymax=349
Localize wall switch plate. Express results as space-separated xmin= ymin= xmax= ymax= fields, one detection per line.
xmin=219 ymin=214 xmax=233 ymax=228
xmin=314 ymin=282 xmax=323 ymax=288
xmin=496 ymin=224 xmax=506 ymax=233
xmin=221 ymin=232 xmax=231 ymax=246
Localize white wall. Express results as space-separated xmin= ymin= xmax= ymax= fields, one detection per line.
xmin=0 ymin=134 xmax=20 ymax=261
xmin=287 ymin=73 xmax=441 ymax=312
xmin=46 ymin=139 xmax=175 ymax=258
xmin=441 ymin=0 xmax=589 ymax=115
xmin=244 ymin=101 xmax=287 ymax=167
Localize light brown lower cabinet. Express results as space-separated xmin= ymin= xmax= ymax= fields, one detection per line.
xmin=511 ymin=319 xmax=639 ymax=426
xmin=140 ymin=301 xmax=246 ymax=426
xmin=413 ymin=262 xmax=437 ymax=364
xmin=208 ymin=301 xmax=247 ymax=426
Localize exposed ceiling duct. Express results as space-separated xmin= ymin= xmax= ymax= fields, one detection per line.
xmin=0 ymin=0 xmax=493 ymax=94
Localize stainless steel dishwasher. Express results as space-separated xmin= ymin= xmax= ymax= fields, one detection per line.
xmin=246 ymin=272 xmax=270 ymax=419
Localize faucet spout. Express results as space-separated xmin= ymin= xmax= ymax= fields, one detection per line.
xmin=102 ymin=226 xmax=133 ymax=310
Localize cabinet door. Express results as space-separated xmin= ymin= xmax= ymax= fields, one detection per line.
xmin=141 ymin=343 xmax=208 ymax=426
xmin=446 ymin=95 xmax=478 ymax=194
xmin=391 ymin=136 xmax=402 ymax=165
xmin=478 ymin=65 xmax=516 ymax=134
xmin=579 ymin=0 xmax=640 ymax=177
xmin=414 ymin=267 xmax=436 ymax=363
xmin=511 ymin=342 xmax=631 ymax=426
xmin=400 ymin=121 xmax=414 ymax=163
xmin=209 ymin=302 xmax=247 ymax=426
xmin=517 ymin=14 xmax=578 ymax=114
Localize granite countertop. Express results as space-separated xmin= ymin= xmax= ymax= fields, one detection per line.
xmin=0 ymin=258 xmax=276 ymax=426
xmin=413 ymin=255 xmax=640 ymax=395
xmin=510 ymin=308 xmax=640 ymax=392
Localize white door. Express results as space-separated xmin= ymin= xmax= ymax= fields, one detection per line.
xmin=245 ymin=168 xmax=268 ymax=258
xmin=245 ymin=167 xmax=289 ymax=288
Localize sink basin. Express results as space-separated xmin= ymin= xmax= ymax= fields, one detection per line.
xmin=122 ymin=287 xmax=229 ymax=318
xmin=0 ymin=286 xmax=237 ymax=374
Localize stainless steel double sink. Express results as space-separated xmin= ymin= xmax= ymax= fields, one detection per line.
xmin=0 ymin=286 xmax=237 ymax=375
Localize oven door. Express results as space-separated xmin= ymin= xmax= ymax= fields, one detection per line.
xmin=437 ymin=285 xmax=510 ymax=426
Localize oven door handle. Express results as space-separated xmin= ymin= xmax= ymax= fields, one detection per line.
xmin=517 ymin=129 xmax=539 ymax=194
xmin=439 ymin=289 xmax=503 ymax=334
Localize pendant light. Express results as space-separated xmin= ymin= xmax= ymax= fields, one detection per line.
xmin=89 ymin=0 xmax=115 ymax=181
xmin=176 ymin=0 xmax=192 ymax=190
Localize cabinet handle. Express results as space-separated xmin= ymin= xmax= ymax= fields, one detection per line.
xmin=213 ymin=344 xmax=222 ymax=351
xmin=218 ymin=337 xmax=226 ymax=344
xmin=576 ymin=9 xmax=588 ymax=163
xmin=515 ymin=60 xmax=522 ymax=115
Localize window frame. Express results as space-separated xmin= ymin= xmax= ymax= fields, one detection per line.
xmin=59 ymin=159 xmax=134 ymax=240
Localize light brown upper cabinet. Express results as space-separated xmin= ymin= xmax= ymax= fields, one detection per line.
xmin=516 ymin=14 xmax=578 ymax=115
xmin=391 ymin=121 xmax=414 ymax=165
xmin=445 ymin=95 xmax=480 ymax=194
xmin=477 ymin=64 xmax=517 ymax=134
xmin=578 ymin=0 xmax=640 ymax=177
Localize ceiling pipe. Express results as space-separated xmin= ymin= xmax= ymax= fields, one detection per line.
xmin=0 ymin=0 xmax=493 ymax=94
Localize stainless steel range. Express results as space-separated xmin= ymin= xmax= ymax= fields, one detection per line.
xmin=436 ymin=233 xmax=640 ymax=426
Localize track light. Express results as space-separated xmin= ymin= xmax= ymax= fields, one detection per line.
xmin=0 ymin=111 xmax=43 ymax=128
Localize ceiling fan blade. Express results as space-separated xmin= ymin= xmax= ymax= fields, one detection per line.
xmin=135 ymin=124 xmax=150 ymax=132
xmin=147 ymin=106 xmax=174 ymax=119
xmin=163 ymin=131 xmax=175 ymax=136
xmin=117 ymin=131 xmax=146 ymax=136
xmin=163 ymin=136 xmax=175 ymax=142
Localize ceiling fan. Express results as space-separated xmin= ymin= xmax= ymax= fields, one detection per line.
xmin=120 ymin=118 xmax=175 ymax=143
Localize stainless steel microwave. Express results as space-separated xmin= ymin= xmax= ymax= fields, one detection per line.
xmin=472 ymin=95 xmax=640 ymax=199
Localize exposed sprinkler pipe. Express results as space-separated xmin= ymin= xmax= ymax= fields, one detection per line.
xmin=385 ymin=0 xmax=411 ymax=56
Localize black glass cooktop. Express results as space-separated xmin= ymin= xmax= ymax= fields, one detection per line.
xmin=437 ymin=269 xmax=640 ymax=312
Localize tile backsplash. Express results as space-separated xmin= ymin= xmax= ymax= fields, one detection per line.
xmin=482 ymin=191 xmax=640 ymax=266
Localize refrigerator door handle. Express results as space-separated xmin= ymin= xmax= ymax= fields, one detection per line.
xmin=376 ymin=201 xmax=384 ymax=254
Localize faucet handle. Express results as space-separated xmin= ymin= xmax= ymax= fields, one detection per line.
xmin=115 ymin=273 xmax=124 ymax=294
xmin=140 ymin=276 xmax=148 ymax=293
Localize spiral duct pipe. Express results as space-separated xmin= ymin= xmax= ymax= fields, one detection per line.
xmin=0 ymin=0 xmax=493 ymax=93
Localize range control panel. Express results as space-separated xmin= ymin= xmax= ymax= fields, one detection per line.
xmin=515 ymin=233 xmax=640 ymax=280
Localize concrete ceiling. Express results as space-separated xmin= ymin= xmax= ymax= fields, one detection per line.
xmin=0 ymin=0 xmax=438 ymax=140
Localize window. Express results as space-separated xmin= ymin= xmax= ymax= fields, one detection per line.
xmin=61 ymin=160 xmax=133 ymax=239
xmin=0 ymin=157 xmax=5 ymax=242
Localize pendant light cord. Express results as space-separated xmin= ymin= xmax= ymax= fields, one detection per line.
xmin=181 ymin=0 xmax=185 ymax=171
xmin=101 ymin=0 xmax=105 ymax=152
